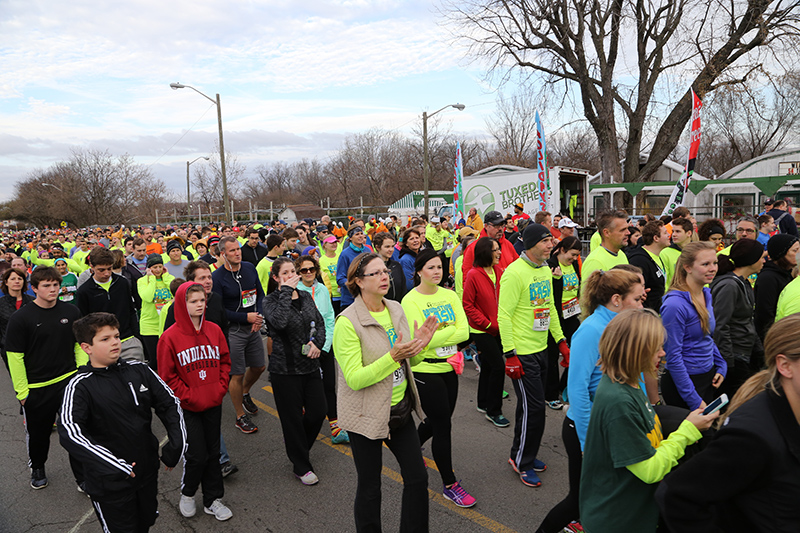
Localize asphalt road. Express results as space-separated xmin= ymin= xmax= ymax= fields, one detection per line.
xmin=0 ymin=361 xmax=572 ymax=532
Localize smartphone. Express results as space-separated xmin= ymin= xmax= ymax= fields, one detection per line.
xmin=703 ymin=393 xmax=729 ymax=415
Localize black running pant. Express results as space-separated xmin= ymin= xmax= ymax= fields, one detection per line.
xmin=320 ymin=349 xmax=338 ymax=421
xmin=349 ymin=416 xmax=429 ymax=532
xmin=182 ymin=405 xmax=224 ymax=508
xmin=91 ymin=474 xmax=158 ymax=533
xmin=473 ymin=333 xmax=505 ymax=416
xmin=537 ymin=416 xmax=582 ymax=532
xmin=271 ymin=372 xmax=327 ymax=476
xmin=414 ymin=369 xmax=458 ymax=486
xmin=510 ymin=350 xmax=547 ymax=472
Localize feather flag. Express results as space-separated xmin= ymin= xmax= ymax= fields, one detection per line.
xmin=662 ymin=89 xmax=702 ymax=217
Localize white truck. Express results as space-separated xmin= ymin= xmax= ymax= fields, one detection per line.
xmin=437 ymin=164 xmax=591 ymax=225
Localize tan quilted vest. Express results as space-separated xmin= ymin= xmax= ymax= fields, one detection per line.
xmin=336 ymin=296 xmax=425 ymax=440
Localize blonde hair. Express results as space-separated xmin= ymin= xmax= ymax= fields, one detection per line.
xmin=599 ymin=309 xmax=665 ymax=386
xmin=668 ymin=241 xmax=715 ymax=334
xmin=721 ymin=314 xmax=800 ymax=426
xmin=580 ymin=269 xmax=642 ymax=319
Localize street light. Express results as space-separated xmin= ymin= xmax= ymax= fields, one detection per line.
xmin=170 ymin=82 xmax=231 ymax=222
xmin=187 ymin=156 xmax=210 ymax=220
xmin=41 ymin=183 xmax=64 ymax=193
xmin=422 ymin=103 xmax=466 ymax=218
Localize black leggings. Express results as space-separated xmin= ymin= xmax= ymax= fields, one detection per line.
xmin=415 ymin=370 xmax=458 ymax=486
xmin=661 ymin=368 xmax=716 ymax=410
xmin=320 ymin=349 xmax=338 ymax=421
xmin=349 ymin=416 xmax=429 ymax=532
xmin=473 ymin=333 xmax=505 ymax=416
xmin=536 ymin=416 xmax=582 ymax=533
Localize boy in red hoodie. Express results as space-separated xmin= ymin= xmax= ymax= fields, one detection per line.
xmin=158 ymin=282 xmax=233 ymax=521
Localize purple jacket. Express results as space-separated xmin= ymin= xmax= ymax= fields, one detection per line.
xmin=660 ymin=288 xmax=727 ymax=410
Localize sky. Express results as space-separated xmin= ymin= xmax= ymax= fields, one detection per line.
xmin=0 ymin=0 xmax=523 ymax=203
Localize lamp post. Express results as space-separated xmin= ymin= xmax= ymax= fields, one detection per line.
xmin=41 ymin=183 xmax=64 ymax=192
xmin=170 ymin=82 xmax=230 ymax=223
xmin=186 ymin=156 xmax=210 ymax=221
xmin=422 ymin=103 xmax=465 ymax=218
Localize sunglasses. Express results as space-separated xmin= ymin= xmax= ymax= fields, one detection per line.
xmin=298 ymin=267 xmax=317 ymax=274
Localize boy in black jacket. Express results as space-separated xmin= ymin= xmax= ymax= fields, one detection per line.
xmin=59 ymin=313 xmax=186 ymax=533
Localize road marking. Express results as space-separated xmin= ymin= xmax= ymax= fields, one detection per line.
xmin=262 ymin=385 xmax=440 ymax=470
xmin=68 ymin=508 xmax=94 ymax=533
xmin=253 ymin=393 xmax=516 ymax=533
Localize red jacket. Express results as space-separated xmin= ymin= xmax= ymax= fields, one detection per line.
xmin=158 ymin=282 xmax=231 ymax=413
xmin=463 ymin=264 xmax=503 ymax=336
xmin=461 ymin=230 xmax=517 ymax=278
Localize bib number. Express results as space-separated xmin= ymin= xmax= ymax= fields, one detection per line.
xmin=393 ymin=365 xmax=406 ymax=387
xmin=242 ymin=289 xmax=257 ymax=308
xmin=532 ymin=308 xmax=550 ymax=331
xmin=435 ymin=345 xmax=457 ymax=358
xmin=562 ymin=298 xmax=581 ymax=319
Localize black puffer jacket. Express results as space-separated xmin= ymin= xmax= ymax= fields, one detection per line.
xmin=264 ymin=286 xmax=325 ymax=375
xmin=385 ymin=258 xmax=407 ymax=302
xmin=0 ymin=294 xmax=34 ymax=351
xmin=754 ymin=260 xmax=793 ymax=341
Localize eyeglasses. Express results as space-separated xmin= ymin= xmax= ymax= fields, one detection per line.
xmin=360 ymin=269 xmax=391 ymax=278
xmin=735 ymin=228 xmax=756 ymax=234
xmin=298 ymin=267 xmax=317 ymax=274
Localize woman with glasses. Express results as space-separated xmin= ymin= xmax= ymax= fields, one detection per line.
xmin=462 ymin=237 xmax=507 ymax=427
xmin=401 ymin=249 xmax=473 ymax=508
xmin=263 ymin=257 xmax=327 ymax=485
xmin=295 ymin=255 xmax=348 ymax=444
xmin=333 ymin=252 xmax=437 ymax=531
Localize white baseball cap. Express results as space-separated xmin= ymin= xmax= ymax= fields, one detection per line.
xmin=558 ymin=217 xmax=579 ymax=229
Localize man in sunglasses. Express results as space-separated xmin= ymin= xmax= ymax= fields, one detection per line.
xmin=460 ymin=210 xmax=519 ymax=279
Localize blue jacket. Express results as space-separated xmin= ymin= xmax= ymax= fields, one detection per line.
xmin=661 ymin=288 xmax=727 ymax=409
xmin=211 ymin=262 xmax=264 ymax=326
xmin=398 ymin=248 xmax=417 ymax=290
xmin=566 ymin=305 xmax=615 ymax=451
xmin=336 ymin=244 xmax=368 ymax=307
xmin=296 ymin=280 xmax=335 ymax=353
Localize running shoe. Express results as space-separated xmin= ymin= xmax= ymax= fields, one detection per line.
xmin=442 ymin=481 xmax=477 ymax=508
xmin=204 ymin=499 xmax=233 ymax=521
xmin=179 ymin=494 xmax=196 ymax=517
xmin=476 ymin=405 xmax=487 ymax=414
xmin=519 ymin=469 xmax=542 ymax=487
xmin=508 ymin=457 xmax=520 ymax=473
xmin=235 ymin=414 xmax=258 ymax=434
xmin=331 ymin=430 xmax=350 ymax=444
xmin=485 ymin=413 xmax=510 ymax=428
xmin=221 ymin=461 xmax=239 ymax=478
xmin=242 ymin=393 xmax=258 ymax=415
xmin=30 ymin=468 xmax=47 ymax=490
xmin=547 ymin=400 xmax=564 ymax=410
xmin=564 ymin=521 xmax=585 ymax=532
xmin=296 ymin=471 xmax=319 ymax=485
xmin=534 ymin=458 xmax=548 ymax=472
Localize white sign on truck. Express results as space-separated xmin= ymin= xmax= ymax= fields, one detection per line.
xmin=439 ymin=164 xmax=590 ymax=225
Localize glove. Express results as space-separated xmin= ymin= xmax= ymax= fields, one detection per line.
xmin=505 ymin=354 xmax=524 ymax=379
xmin=558 ymin=339 xmax=570 ymax=368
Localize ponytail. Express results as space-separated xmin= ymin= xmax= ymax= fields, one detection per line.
xmin=580 ymin=269 xmax=642 ymax=319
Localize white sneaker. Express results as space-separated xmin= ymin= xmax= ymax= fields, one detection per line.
xmin=296 ymin=471 xmax=319 ymax=485
xmin=179 ymin=494 xmax=196 ymax=517
xmin=204 ymin=499 xmax=233 ymax=521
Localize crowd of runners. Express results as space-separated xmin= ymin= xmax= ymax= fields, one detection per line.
xmin=0 ymin=199 xmax=798 ymax=532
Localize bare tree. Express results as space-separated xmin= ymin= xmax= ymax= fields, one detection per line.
xmin=485 ymin=89 xmax=540 ymax=167
xmin=251 ymin=161 xmax=296 ymax=206
xmin=444 ymin=0 xmax=800 ymax=206
xmin=192 ymin=145 xmax=247 ymax=214
xmin=10 ymin=149 xmax=168 ymax=226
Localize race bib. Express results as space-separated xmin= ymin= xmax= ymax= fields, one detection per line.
xmin=242 ymin=289 xmax=256 ymax=308
xmin=435 ymin=345 xmax=457 ymax=358
xmin=393 ymin=365 xmax=406 ymax=387
xmin=532 ymin=308 xmax=550 ymax=331
xmin=562 ymin=298 xmax=581 ymax=319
